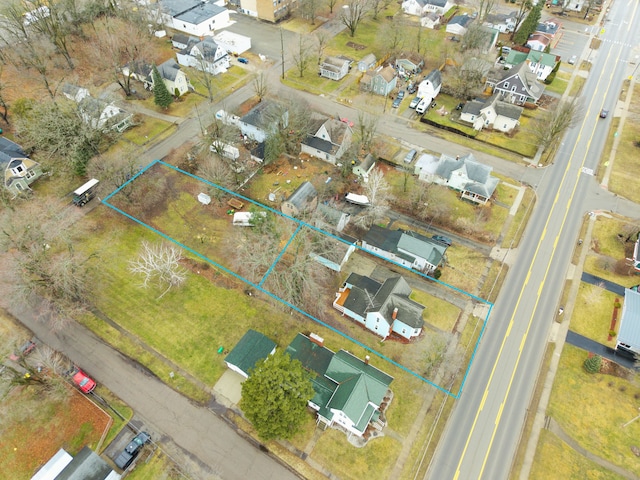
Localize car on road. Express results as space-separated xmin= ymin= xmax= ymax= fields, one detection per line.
xmin=115 ymin=431 xmax=151 ymax=470
xmin=432 ymin=235 xmax=453 ymax=246
xmin=409 ymin=97 xmax=421 ymax=109
xmin=568 ymin=55 xmax=577 ymax=65
xmin=404 ymin=149 xmax=417 ymax=163
xmin=237 ymin=57 xmax=249 ymax=64
xmin=71 ymin=368 xmax=96 ymax=394
xmin=599 ymin=108 xmax=609 ymax=118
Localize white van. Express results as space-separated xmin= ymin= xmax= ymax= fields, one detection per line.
xmin=415 ymin=97 xmax=430 ymax=115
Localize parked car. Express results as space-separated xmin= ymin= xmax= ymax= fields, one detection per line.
xmin=407 ymin=84 xmax=417 ymax=94
xmin=71 ymin=368 xmax=96 ymax=394
xmin=340 ymin=117 xmax=354 ymax=127
xmin=568 ymin=55 xmax=577 ymax=65
xmin=115 ymin=431 xmax=151 ymax=470
xmin=432 ymin=235 xmax=453 ymax=246
xmin=392 ymin=97 xmax=402 ymax=108
xmin=599 ymin=108 xmax=609 ymax=118
xmin=404 ymin=149 xmax=417 ymax=163
xmin=237 ymin=57 xmax=249 ymax=64
xmin=409 ymin=97 xmax=421 ymax=109
xmin=397 ymin=90 xmax=405 ymax=100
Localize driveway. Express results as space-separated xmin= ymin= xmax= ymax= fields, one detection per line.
xmin=5 ymin=302 xmax=300 ymax=480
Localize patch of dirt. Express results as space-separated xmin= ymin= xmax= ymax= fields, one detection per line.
xmin=346 ymin=42 xmax=366 ymax=50
xmin=0 ymin=385 xmax=111 ymax=479
xmin=600 ymin=357 xmax=632 ymax=379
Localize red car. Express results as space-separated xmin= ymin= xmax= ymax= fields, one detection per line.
xmin=71 ymin=368 xmax=96 ymax=394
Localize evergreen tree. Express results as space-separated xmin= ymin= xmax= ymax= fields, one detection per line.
xmin=152 ymin=65 xmax=173 ymax=110
xmin=513 ymin=3 xmax=542 ymax=45
xmin=239 ymin=350 xmax=314 ymax=441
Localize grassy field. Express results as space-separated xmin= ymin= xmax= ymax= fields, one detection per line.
xmin=569 ymin=282 xmax=619 ymax=345
xmin=545 ymin=345 xmax=640 ymax=476
xmin=122 ymin=117 xmax=175 ymax=145
xmin=544 ymin=70 xmax=571 ymax=96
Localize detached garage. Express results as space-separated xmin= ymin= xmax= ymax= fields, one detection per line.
xmin=224 ymin=330 xmax=276 ymax=378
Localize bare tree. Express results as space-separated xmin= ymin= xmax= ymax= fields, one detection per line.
xmin=86 ymin=143 xmax=141 ymax=192
xmin=299 ymin=0 xmax=321 ymax=24
xmin=379 ymin=17 xmax=406 ymax=56
xmin=292 ymin=34 xmax=313 ymax=78
xmin=27 ymin=0 xmax=75 ymax=69
xmin=198 ymin=152 xmax=234 ymax=197
xmin=129 ymin=241 xmax=187 ymax=299
xmin=91 ymin=16 xmax=156 ymax=97
xmin=353 ymin=167 xmax=389 ymax=228
xmin=461 ymin=23 xmax=490 ymax=52
xmin=370 ymin=0 xmax=391 ymax=19
xmin=327 ymin=0 xmax=339 ymax=14
xmin=253 ymin=71 xmax=269 ymax=101
xmin=1 ymin=200 xmax=94 ymax=330
xmin=511 ymin=0 xmax=533 ymax=41
xmin=0 ymin=66 xmax=10 ymax=124
xmin=341 ymin=0 xmax=370 ymax=37
xmin=476 ymin=0 xmax=496 ymax=22
xmin=445 ymin=54 xmax=489 ymax=99
xmin=355 ymin=111 xmax=379 ymax=153
xmin=533 ymin=98 xmax=581 ymax=162
xmin=315 ymin=30 xmax=330 ymax=65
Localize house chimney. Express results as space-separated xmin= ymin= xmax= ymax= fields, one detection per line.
xmin=365 ymin=355 xmax=370 ymax=365
xmin=309 ymin=333 xmax=324 ymax=347
xmin=392 ymin=307 xmax=398 ymax=320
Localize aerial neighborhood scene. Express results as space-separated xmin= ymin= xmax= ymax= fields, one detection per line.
xmin=1 ymin=0 xmax=639 ymax=478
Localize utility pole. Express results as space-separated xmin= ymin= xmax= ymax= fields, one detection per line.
xmin=280 ymin=27 xmax=285 ymax=80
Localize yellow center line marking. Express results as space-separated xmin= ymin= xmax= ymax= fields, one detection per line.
xmin=453 ymin=3 xmax=639 ymax=477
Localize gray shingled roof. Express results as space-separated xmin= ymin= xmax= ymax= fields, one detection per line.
xmin=286 ymin=181 xmax=317 ymax=209
xmin=157 ymin=58 xmax=182 ymax=82
xmin=424 ymin=69 xmax=442 ymax=90
xmin=449 ymin=14 xmax=473 ymax=27
xmin=462 ymin=99 xmax=484 ymax=116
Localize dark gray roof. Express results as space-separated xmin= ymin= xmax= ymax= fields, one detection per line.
xmin=494 ymin=101 xmax=523 ymax=120
xmin=56 ymin=446 xmax=116 ymax=480
xmin=449 ymin=14 xmax=473 ymax=27
xmin=161 ymin=0 xmax=226 ymax=24
xmin=286 ymin=181 xmax=317 ymax=209
xmin=462 ymin=99 xmax=484 ymax=116
xmin=172 ymin=33 xmax=191 ymax=45
xmin=157 ymin=58 xmax=182 ymax=82
xmin=424 ymin=69 xmax=442 ymax=89
xmin=436 ymin=153 xmax=499 ymax=199
xmin=126 ymin=60 xmax=152 ymax=79
xmin=240 ymin=101 xmax=280 ymax=128
xmin=0 ymin=137 xmax=26 ymax=168
xmin=304 ymin=135 xmax=334 ymax=154
xmin=415 ymin=0 xmax=449 ymax=6
xmin=182 ymin=36 xmax=223 ymax=62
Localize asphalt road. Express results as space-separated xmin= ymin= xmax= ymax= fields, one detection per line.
xmin=427 ymin=0 xmax=640 ymax=478
xmin=8 ymin=302 xmax=300 ymax=480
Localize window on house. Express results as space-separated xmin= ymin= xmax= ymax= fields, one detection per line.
xmin=402 ymin=328 xmax=406 ymax=334
xmin=25 ymin=170 xmax=35 ymax=179
xmin=15 ymin=183 xmax=23 ymax=191
xmin=503 ymin=82 xmax=509 ymax=89
xmin=511 ymin=85 xmax=517 ymax=92
xmin=15 ymin=164 xmax=24 ymax=173
xmin=520 ymin=95 xmax=526 ymax=102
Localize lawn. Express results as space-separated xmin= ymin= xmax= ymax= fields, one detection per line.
xmin=544 ymin=71 xmax=571 ymax=96
xmin=410 ymin=290 xmax=461 ymax=332
xmin=530 ymin=429 xmax=627 ymax=480
xmin=310 ymin=428 xmax=403 ymax=480
xmin=282 ymin=68 xmax=348 ymax=95
xmin=545 ymin=345 xmax=640 ymax=476
xmin=570 ymin=282 xmax=619 ymax=345
xmin=569 ymin=76 xmax=586 ymax=97
xmin=122 ymin=117 xmax=175 ymax=145
xmin=501 ymin=187 xmax=536 ymax=248
xmin=606 ymin=81 xmax=640 ymax=202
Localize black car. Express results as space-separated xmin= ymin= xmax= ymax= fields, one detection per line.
xmin=115 ymin=432 xmax=151 ymax=470
xmin=432 ymin=235 xmax=453 ymax=246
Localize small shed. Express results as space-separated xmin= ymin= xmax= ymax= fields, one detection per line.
xmin=358 ymin=53 xmax=376 ymax=72
xmin=281 ymin=181 xmax=318 ymax=217
xmin=224 ymin=329 xmax=277 ymax=378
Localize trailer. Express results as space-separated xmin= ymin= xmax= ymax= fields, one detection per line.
xmin=345 ymin=193 xmax=370 ymax=206
xmin=72 ymin=179 xmax=99 ymax=207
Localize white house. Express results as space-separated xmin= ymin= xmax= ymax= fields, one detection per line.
xmin=352 ymin=153 xmax=376 ymax=179
xmin=285 ymin=333 xmax=394 ymax=438
xmin=301 ymin=116 xmax=352 ymax=164
xmin=525 ymin=33 xmax=551 ymax=52
xmin=361 ymin=226 xmax=447 ymax=274
xmin=428 ymin=153 xmax=499 ymax=204
xmin=413 ymin=153 xmax=440 ymax=182
xmin=617 ymin=289 xmax=640 ymax=358
xmin=446 ymin=14 xmax=473 ymax=35
xmin=483 ymin=12 xmax=517 ymax=33
xmin=417 ymin=69 xmax=442 ymax=102
xmin=460 ymin=93 xmax=523 ymax=132
xmin=319 ymin=56 xmax=351 ymax=81
xmin=402 ymin=0 xmax=452 ymax=16
xmin=156 ymin=59 xmax=191 ymax=96
xmin=334 ymin=273 xmax=426 ymax=340
xmin=159 ymin=0 xmax=230 ymax=37
xmin=176 ymin=36 xmax=230 ymax=75
xmin=213 ymin=30 xmax=252 ymax=55
xmin=421 ymin=12 xmax=441 ymax=29
xmin=237 ymin=101 xmax=288 ymax=143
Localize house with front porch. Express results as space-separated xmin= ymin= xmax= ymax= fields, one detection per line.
xmin=402 ymin=0 xmax=452 ymax=16
xmin=285 ymin=333 xmax=393 ymax=439
xmin=320 ymin=56 xmax=351 ymax=81
xmin=460 ymin=93 xmax=523 ymax=132
xmin=504 ymin=49 xmax=560 ymax=81
xmin=486 ymin=62 xmax=545 ymax=105
xmin=176 ymin=36 xmax=230 ymax=76
xmin=429 ymin=153 xmax=499 ymax=204
xmin=333 ymin=273 xmax=425 ymax=340
xmin=1 ymin=137 xmax=43 ymax=196
xmin=361 ymin=225 xmax=447 ymax=274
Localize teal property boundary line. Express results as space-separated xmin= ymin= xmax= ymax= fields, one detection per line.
xmin=102 ymin=159 xmax=492 ymax=398
xmin=259 ymin=223 xmax=303 ymax=288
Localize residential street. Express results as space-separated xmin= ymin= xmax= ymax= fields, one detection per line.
xmin=4 ymin=302 xmax=300 ymax=480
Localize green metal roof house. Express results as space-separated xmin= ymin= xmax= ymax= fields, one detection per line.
xmin=225 ymin=329 xmax=277 ymax=378
xmin=285 ymin=333 xmax=393 ymax=439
